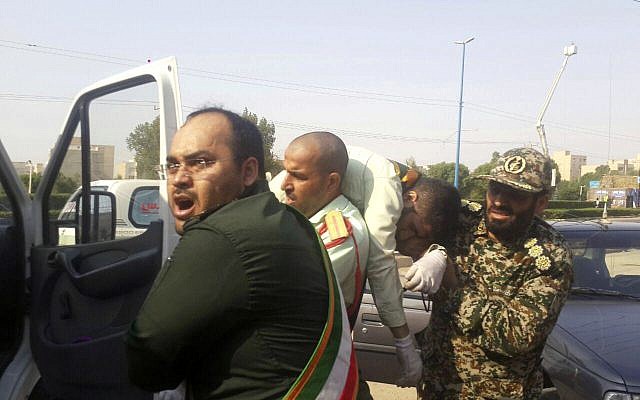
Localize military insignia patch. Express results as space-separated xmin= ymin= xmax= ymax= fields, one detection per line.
xmin=504 ymin=155 xmax=526 ymax=174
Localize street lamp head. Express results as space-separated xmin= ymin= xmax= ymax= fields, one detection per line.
xmin=563 ymin=43 xmax=577 ymax=56
xmin=455 ymin=37 xmax=475 ymax=45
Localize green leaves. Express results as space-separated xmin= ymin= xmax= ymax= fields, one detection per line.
xmin=126 ymin=116 xmax=160 ymax=179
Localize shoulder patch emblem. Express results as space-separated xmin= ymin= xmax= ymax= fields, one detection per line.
xmin=504 ymin=155 xmax=526 ymax=174
xmin=325 ymin=210 xmax=348 ymax=240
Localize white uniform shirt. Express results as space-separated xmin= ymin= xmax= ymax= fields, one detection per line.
xmin=310 ymin=195 xmax=369 ymax=312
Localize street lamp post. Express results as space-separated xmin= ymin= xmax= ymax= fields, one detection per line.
xmin=453 ymin=37 xmax=474 ymax=189
xmin=26 ymin=160 xmax=33 ymax=195
xmin=536 ymin=43 xmax=577 ymax=157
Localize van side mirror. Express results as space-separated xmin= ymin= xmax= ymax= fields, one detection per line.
xmin=76 ymin=191 xmax=116 ymax=243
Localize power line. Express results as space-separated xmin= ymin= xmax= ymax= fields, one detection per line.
xmin=2 ymin=38 xmax=635 ymax=142
xmin=3 ymin=91 xmax=640 ymax=150
xmin=2 ymin=39 xmax=639 ymax=154
xmin=274 ymin=120 xmax=526 ymax=146
xmin=0 ymin=39 xmax=458 ymax=108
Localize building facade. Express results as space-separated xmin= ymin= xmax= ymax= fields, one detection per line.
xmin=117 ymin=160 xmax=138 ymax=179
xmin=552 ymin=150 xmax=586 ymax=182
xmin=55 ymin=137 xmax=115 ymax=181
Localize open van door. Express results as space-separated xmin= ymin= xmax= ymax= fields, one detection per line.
xmin=0 ymin=57 xmax=182 ymax=400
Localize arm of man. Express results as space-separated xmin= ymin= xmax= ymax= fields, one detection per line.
xmin=126 ymin=227 xmax=249 ymax=391
xmin=448 ymin=244 xmax=572 ymax=357
xmin=357 ymin=157 xmax=406 ymax=329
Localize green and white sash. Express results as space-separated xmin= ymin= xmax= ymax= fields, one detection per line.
xmin=284 ymin=206 xmax=359 ymax=400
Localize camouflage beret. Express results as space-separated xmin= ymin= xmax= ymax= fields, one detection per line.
xmin=474 ymin=147 xmax=552 ymax=193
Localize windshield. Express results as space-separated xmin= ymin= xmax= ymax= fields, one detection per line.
xmin=562 ymin=227 xmax=640 ymax=297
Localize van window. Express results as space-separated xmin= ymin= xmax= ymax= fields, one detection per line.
xmin=58 ymin=186 xmax=108 ymax=222
xmin=129 ymin=187 xmax=160 ymax=228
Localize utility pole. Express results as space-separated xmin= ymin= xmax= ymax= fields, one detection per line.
xmin=453 ymin=36 xmax=474 ymax=189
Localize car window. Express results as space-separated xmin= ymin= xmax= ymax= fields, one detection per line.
xmin=129 ymin=187 xmax=160 ymax=228
xmin=563 ymin=229 xmax=640 ymax=296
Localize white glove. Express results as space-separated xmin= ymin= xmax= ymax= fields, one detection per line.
xmin=403 ymin=244 xmax=447 ymax=294
xmin=395 ymin=334 xmax=422 ymax=387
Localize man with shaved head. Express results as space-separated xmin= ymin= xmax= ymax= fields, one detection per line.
xmin=281 ymin=131 xmax=370 ymax=327
xmin=278 ymin=132 xmax=423 ymax=396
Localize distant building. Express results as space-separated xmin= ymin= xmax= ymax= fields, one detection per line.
xmin=552 ymin=150 xmax=586 ymax=181
xmin=581 ymin=164 xmax=601 ymax=176
xmin=13 ymin=161 xmax=44 ymax=175
xmin=54 ymin=137 xmax=115 ymax=181
xmin=607 ymin=155 xmax=640 ymax=175
xmin=117 ymin=160 xmax=138 ymax=179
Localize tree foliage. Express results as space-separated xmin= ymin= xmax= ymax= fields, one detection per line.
xmin=20 ymin=172 xmax=43 ymax=194
xmin=425 ymin=162 xmax=468 ymax=185
xmin=18 ymin=172 xmax=78 ymax=194
xmin=126 ymin=116 xmax=160 ymax=179
xmin=578 ymin=165 xmax=609 ymax=188
xmin=241 ymin=108 xmax=279 ymax=174
xmin=53 ymin=173 xmax=81 ymax=193
xmin=463 ymin=151 xmax=501 ymax=200
xmin=127 ymin=110 xmax=280 ymax=179
xmin=556 ymin=180 xmax=581 ymax=200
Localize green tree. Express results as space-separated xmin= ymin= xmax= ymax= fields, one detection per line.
xmin=556 ymin=180 xmax=581 ymax=200
xmin=20 ymin=172 xmax=43 ymax=194
xmin=241 ymin=108 xmax=279 ymax=174
xmin=126 ymin=116 xmax=160 ymax=179
xmin=53 ymin=173 xmax=80 ymax=193
xmin=463 ymin=151 xmax=501 ymax=200
xmin=18 ymin=172 xmax=78 ymax=194
xmin=579 ymin=165 xmax=609 ymax=186
xmin=425 ymin=162 xmax=470 ymax=196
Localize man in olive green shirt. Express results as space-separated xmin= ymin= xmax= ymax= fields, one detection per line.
xmin=126 ymin=108 xmax=347 ymax=399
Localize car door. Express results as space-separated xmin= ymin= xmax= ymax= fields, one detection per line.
xmin=353 ymin=285 xmax=432 ymax=383
xmin=5 ymin=57 xmax=182 ymax=400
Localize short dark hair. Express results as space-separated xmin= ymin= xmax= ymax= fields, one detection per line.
xmin=185 ymin=107 xmax=266 ymax=178
xmin=411 ymin=177 xmax=461 ymax=248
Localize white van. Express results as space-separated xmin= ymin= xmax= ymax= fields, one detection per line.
xmin=58 ymin=179 xmax=162 ymax=244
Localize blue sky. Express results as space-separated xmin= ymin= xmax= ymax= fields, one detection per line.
xmin=2 ymin=1 xmax=639 ymax=170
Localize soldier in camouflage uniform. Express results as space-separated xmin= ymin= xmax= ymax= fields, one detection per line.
xmin=417 ymin=147 xmax=573 ymax=400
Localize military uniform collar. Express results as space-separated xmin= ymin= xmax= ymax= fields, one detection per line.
xmin=309 ymin=194 xmax=349 ymax=225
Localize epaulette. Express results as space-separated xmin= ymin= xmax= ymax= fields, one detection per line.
xmin=325 ymin=210 xmax=348 ymax=241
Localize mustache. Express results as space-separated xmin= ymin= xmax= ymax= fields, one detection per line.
xmin=488 ymin=205 xmax=513 ymax=215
